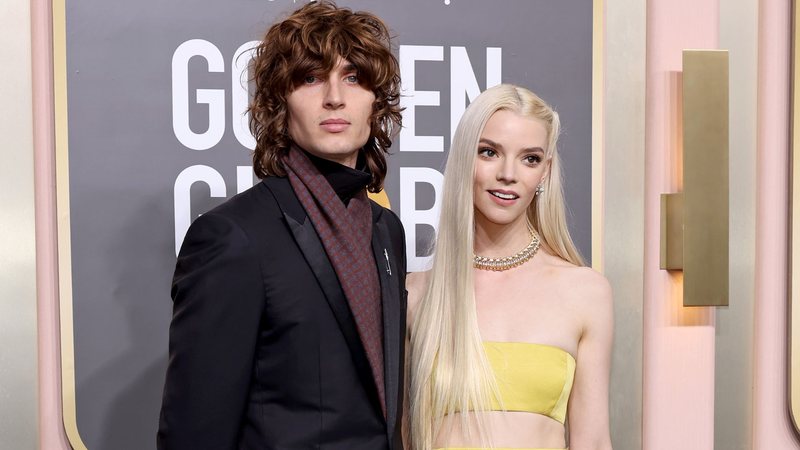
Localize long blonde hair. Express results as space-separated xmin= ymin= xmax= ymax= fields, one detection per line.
xmin=408 ymin=84 xmax=584 ymax=449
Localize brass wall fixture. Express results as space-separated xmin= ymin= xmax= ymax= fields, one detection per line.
xmin=660 ymin=50 xmax=729 ymax=307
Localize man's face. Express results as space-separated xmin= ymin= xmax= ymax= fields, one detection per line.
xmin=286 ymin=58 xmax=376 ymax=168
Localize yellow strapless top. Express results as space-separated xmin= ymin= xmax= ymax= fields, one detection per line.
xmin=433 ymin=343 xmax=575 ymax=450
xmin=483 ymin=341 xmax=576 ymax=424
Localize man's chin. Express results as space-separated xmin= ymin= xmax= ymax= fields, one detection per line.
xmin=306 ymin=146 xmax=361 ymax=166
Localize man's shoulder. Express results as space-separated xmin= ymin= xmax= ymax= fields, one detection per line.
xmin=179 ymin=178 xmax=292 ymax=258
xmin=205 ymin=177 xmax=284 ymax=223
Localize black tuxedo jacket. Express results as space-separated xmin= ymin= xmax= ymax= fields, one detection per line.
xmin=157 ymin=176 xmax=407 ymax=450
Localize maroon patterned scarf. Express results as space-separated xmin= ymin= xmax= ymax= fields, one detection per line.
xmin=283 ymin=146 xmax=385 ymax=416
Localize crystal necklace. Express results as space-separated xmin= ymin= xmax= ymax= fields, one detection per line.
xmin=473 ymin=228 xmax=541 ymax=272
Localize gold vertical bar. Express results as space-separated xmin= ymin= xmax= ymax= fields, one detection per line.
xmin=53 ymin=0 xmax=89 ymax=446
xmin=660 ymin=193 xmax=684 ymax=270
xmin=682 ymin=50 xmax=729 ymax=307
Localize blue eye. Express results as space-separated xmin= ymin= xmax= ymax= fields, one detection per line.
xmin=345 ymin=74 xmax=359 ymax=83
xmin=303 ymin=74 xmax=322 ymax=84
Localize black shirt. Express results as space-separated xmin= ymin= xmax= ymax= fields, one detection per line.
xmin=304 ymin=150 xmax=372 ymax=206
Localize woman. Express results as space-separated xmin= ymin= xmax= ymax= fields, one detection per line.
xmin=407 ymin=84 xmax=613 ymax=450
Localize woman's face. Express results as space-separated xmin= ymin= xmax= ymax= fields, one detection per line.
xmin=473 ymin=109 xmax=549 ymax=227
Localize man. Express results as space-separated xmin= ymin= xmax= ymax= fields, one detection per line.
xmin=157 ymin=2 xmax=406 ymax=449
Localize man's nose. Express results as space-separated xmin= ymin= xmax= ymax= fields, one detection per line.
xmin=323 ymin=79 xmax=345 ymax=110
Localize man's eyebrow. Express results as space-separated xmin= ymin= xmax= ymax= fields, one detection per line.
xmin=342 ymin=63 xmax=358 ymax=72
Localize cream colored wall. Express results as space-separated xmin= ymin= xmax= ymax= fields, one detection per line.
xmin=0 ymin=0 xmax=40 ymax=448
xmin=715 ymin=0 xmax=758 ymax=448
xmin=603 ymin=0 xmax=645 ymax=448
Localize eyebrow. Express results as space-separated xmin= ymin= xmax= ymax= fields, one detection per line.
xmin=479 ymin=138 xmax=544 ymax=153
xmin=304 ymin=62 xmax=358 ymax=75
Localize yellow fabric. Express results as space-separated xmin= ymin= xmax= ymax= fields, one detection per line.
xmin=482 ymin=341 xmax=576 ymax=424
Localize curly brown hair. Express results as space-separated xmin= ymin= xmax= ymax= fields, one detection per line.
xmin=248 ymin=1 xmax=402 ymax=192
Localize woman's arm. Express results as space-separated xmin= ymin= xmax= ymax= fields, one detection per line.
xmin=566 ymin=270 xmax=614 ymax=450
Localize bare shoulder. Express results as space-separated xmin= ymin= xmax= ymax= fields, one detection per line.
xmin=556 ymin=264 xmax=613 ymax=340
xmin=405 ymin=271 xmax=430 ymax=326
xmin=565 ymin=266 xmax=612 ymax=302
xmin=542 ymin=254 xmax=613 ymax=314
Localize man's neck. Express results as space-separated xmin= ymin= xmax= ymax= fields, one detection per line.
xmin=302 ymin=148 xmax=371 ymax=205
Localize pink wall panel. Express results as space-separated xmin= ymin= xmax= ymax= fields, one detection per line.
xmin=752 ymin=0 xmax=800 ymax=447
xmin=32 ymin=0 xmax=71 ymax=446
xmin=644 ymin=0 xmax=718 ymax=448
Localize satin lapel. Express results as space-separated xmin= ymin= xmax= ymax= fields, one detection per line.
xmin=261 ymin=178 xmax=382 ymax=415
xmin=370 ymin=203 xmax=402 ymax=441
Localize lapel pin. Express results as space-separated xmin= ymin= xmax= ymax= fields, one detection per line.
xmin=383 ymin=249 xmax=392 ymax=276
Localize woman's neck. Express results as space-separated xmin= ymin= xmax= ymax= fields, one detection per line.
xmin=473 ymin=212 xmax=533 ymax=258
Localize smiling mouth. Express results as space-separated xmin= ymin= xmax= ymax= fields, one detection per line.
xmin=489 ymin=191 xmax=519 ymax=200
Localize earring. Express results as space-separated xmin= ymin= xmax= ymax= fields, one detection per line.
xmin=536 ymin=183 xmax=545 ymax=195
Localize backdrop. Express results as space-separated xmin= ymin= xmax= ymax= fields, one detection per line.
xmin=59 ymin=0 xmax=594 ymax=447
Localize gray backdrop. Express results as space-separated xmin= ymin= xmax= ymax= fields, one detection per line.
xmin=64 ymin=0 xmax=592 ymax=447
